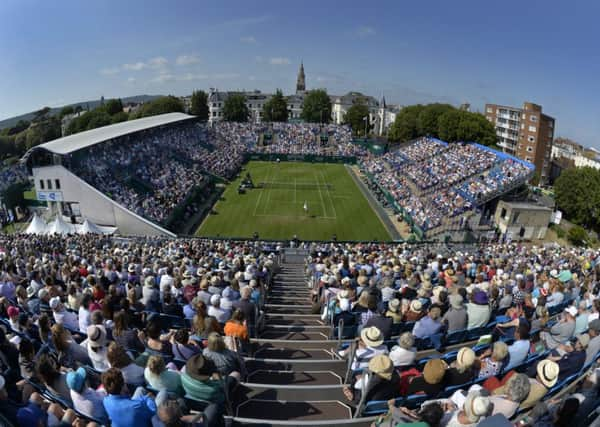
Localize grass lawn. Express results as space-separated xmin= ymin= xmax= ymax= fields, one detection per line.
xmin=196 ymin=161 xmax=391 ymax=241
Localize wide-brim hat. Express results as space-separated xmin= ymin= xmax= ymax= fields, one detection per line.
xmin=87 ymin=325 xmax=107 ymax=347
xmin=410 ymin=300 xmax=423 ymax=313
xmin=186 ymin=354 xmax=216 ymax=382
xmin=357 ymin=276 xmax=368 ymax=286
xmin=449 ymin=293 xmax=464 ymax=309
xmin=423 ymin=359 xmax=447 ymax=384
xmin=368 ymin=355 xmax=394 ymax=380
xmin=536 ymin=360 xmax=559 ymax=388
xmin=144 ymin=276 xmax=155 ymax=288
xmin=456 ymin=347 xmax=475 ymax=369
xmin=388 ymin=298 xmax=400 ymax=313
xmin=360 ymin=326 xmax=384 ymax=347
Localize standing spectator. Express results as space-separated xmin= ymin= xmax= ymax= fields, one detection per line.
xmin=442 ymin=294 xmax=468 ymax=332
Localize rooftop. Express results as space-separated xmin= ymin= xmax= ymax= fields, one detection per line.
xmin=501 ymin=201 xmax=552 ymax=211
xmin=29 ymin=112 xmax=195 ymax=155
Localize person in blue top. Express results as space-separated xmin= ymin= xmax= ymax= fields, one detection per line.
xmin=102 ymin=367 xmax=164 ymax=427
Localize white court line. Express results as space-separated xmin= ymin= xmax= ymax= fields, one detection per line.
xmin=314 ymin=172 xmax=328 ymax=218
xmin=254 ymin=213 xmax=337 ymax=220
xmin=294 ymin=179 xmax=297 ymax=204
xmin=320 ymin=170 xmax=337 ymax=219
xmin=262 ymin=164 xmax=275 ymax=215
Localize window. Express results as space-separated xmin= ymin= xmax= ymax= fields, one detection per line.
xmin=548 ymin=131 xmax=553 ymax=138
xmin=486 ymin=107 xmax=492 ymax=113
xmin=528 ymin=136 xmax=535 ymax=142
xmin=218 ymin=103 xmax=221 ymax=107
xmin=212 ymin=103 xmax=216 ymax=107
xmin=512 ymin=212 xmax=520 ymax=224
xmin=526 ymin=157 xmax=532 ymax=162
xmin=549 ymin=121 xmax=554 ymax=128
xmin=212 ymin=111 xmax=216 ymax=117
xmin=521 ymin=124 xmax=524 ymax=129
xmin=40 ymin=180 xmax=44 ymax=190
xmin=530 ymin=115 xmax=537 ymax=122
xmin=526 ymin=147 xmax=533 ymax=152
xmin=522 ymin=114 xmax=526 ymax=119
xmin=500 ymin=208 xmax=507 ymax=219
xmin=528 ymin=125 xmax=536 ymax=132
xmin=55 ymin=179 xmax=61 ymax=189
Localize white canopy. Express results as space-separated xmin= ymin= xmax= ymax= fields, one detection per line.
xmin=46 ymin=215 xmax=75 ymax=235
xmin=25 ymin=213 xmax=47 ymax=234
xmin=76 ymin=218 xmax=117 ymax=235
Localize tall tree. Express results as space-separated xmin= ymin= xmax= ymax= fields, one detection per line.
xmin=343 ymin=103 xmax=371 ymax=137
xmin=222 ymin=94 xmax=250 ymax=122
xmin=262 ymin=89 xmax=289 ymax=122
xmin=437 ymin=109 xmax=462 ymax=142
xmin=190 ymin=90 xmax=209 ymax=120
xmin=416 ymin=103 xmax=454 ymax=136
xmin=104 ymin=99 xmax=123 ymax=116
xmin=59 ymin=106 xmax=74 ymax=119
xmin=135 ymin=96 xmax=184 ymax=119
xmin=388 ymin=105 xmax=424 ymax=142
xmin=301 ymin=89 xmax=331 ymax=123
xmin=554 ymin=167 xmax=600 ymax=231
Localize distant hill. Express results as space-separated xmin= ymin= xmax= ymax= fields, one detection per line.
xmin=0 ymin=95 xmax=164 ymax=130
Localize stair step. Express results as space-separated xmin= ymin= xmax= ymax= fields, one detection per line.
xmin=265 ymin=317 xmax=326 ymax=326
xmin=265 ymin=305 xmax=314 ymax=314
xmin=244 ymin=358 xmax=346 ymax=375
xmin=240 ymin=384 xmax=349 ymax=402
xmin=259 ymin=330 xmax=330 ymax=340
xmin=246 ymin=370 xmax=342 ymax=386
xmin=254 ymin=347 xmax=335 ymax=359
xmin=263 ymin=324 xmax=331 ymax=332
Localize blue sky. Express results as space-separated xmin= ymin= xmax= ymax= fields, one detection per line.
xmin=1 ymin=0 xmax=599 ymax=147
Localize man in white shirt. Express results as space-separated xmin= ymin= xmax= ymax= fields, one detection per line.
xmin=50 ymin=297 xmax=80 ymax=331
xmin=505 ymin=324 xmax=531 ymax=371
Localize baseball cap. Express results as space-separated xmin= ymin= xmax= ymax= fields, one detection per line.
xmin=565 ymin=306 xmax=577 ymax=317
xmin=49 ymin=296 xmax=61 ymax=310
xmin=66 ymin=367 xmax=87 ymax=393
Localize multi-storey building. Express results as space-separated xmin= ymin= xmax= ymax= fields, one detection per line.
xmin=486 ymin=102 xmax=555 ymax=183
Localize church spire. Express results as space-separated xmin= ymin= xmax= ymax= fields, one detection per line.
xmin=296 ymin=61 xmax=306 ymax=94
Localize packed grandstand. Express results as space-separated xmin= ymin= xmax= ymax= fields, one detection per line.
xmin=0 ymin=235 xmax=597 ymax=426
xmin=20 ymin=114 xmax=533 ymax=237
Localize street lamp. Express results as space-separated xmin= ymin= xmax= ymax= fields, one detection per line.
xmin=363 ymin=116 xmax=368 ymax=141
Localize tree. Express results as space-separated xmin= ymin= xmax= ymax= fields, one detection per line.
xmin=222 ymin=94 xmax=249 ymax=122
xmin=388 ymin=105 xmax=424 ymax=142
xmin=343 ymin=103 xmax=371 ymax=137
xmin=567 ymin=225 xmax=589 ymax=246
xmin=59 ymin=106 xmax=74 ymax=119
xmin=32 ymin=107 xmax=51 ymax=123
xmin=416 ymin=103 xmax=454 ymax=137
xmin=104 ymin=99 xmax=123 ymax=116
xmin=190 ymin=90 xmax=209 ymax=120
xmin=301 ymin=89 xmax=332 ymax=123
xmin=135 ymin=96 xmax=184 ymax=119
xmin=7 ymin=120 xmax=30 ymax=135
xmin=110 ymin=111 xmax=129 ymax=124
xmin=262 ymin=89 xmax=289 ymax=122
xmin=437 ymin=110 xmax=462 ymax=142
xmin=554 ymin=167 xmax=600 ymax=232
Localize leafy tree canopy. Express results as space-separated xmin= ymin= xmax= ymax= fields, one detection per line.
xmin=222 ymin=94 xmax=250 ymax=122
xmin=301 ymin=89 xmax=331 ymax=123
xmin=343 ymin=103 xmax=371 ymax=137
xmin=190 ymin=90 xmax=209 ymax=120
xmin=262 ymin=89 xmax=289 ymax=122
xmin=135 ymin=96 xmax=184 ymax=119
xmin=554 ymin=166 xmax=600 ymax=232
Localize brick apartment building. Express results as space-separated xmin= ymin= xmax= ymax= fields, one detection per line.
xmin=485 ymin=102 xmax=555 ymax=184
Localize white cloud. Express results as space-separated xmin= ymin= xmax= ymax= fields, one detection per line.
xmin=123 ymin=61 xmax=147 ymax=71
xmin=254 ymin=56 xmax=264 ymax=63
xmin=123 ymin=56 xmax=168 ymax=71
xmin=213 ymin=73 xmax=240 ymax=80
xmin=150 ymin=73 xmax=175 ymax=83
xmin=180 ymin=73 xmax=208 ymax=81
xmin=149 ymin=72 xmax=238 ymax=84
xmin=176 ymin=54 xmax=201 ymax=66
xmin=240 ymin=36 xmax=257 ymax=44
xmin=100 ymin=67 xmax=120 ymax=76
xmin=356 ymin=26 xmax=376 ymax=37
xmin=269 ymin=57 xmax=290 ymax=65
xmin=127 ymin=77 xmax=136 ymax=83
xmin=148 ymin=57 xmax=168 ymax=69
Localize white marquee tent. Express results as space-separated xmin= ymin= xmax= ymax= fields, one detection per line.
xmin=24 ymin=214 xmax=117 ymax=235
xmin=24 ymin=213 xmax=47 ymax=234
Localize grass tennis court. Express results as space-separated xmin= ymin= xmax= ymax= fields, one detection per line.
xmin=196 ymin=161 xmax=391 ymax=241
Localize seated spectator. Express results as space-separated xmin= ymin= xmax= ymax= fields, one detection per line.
xmin=181 ymin=354 xmax=229 ymax=408
xmin=445 ymin=390 xmax=493 ymax=426
xmin=102 ymin=367 xmax=158 ymax=427
xmin=585 ymin=319 xmax=600 ymax=365
xmin=171 ymin=329 xmax=201 ymax=361
xmin=548 ymin=333 xmax=587 ymax=381
xmin=343 ymin=354 xmax=400 ymax=404
xmin=333 ymin=298 xmax=357 ymax=338
xmin=404 ymin=299 xmax=424 ymax=322
xmin=144 ymin=355 xmax=183 ymax=396
xmin=113 ymin=310 xmax=145 ymax=353
xmin=488 ymin=373 xmax=531 ymax=418
xmin=443 ymin=294 xmax=467 ymax=332
xmin=140 ymin=318 xmax=173 ymax=355
xmin=342 ymin=326 xmax=389 ymax=371
xmin=376 ymin=401 xmax=444 ymax=427
xmin=406 ymin=358 xmax=447 ymax=396
xmin=208 ymin=294 xmax=229 ymax=323
xmin=389 ymin=332 xmax=416 ymax=367
xmin=385 ymin=299 xmax=403 ymax=323
xmin=575 ymin=300 xmax=590 ymax=335
xmin=412 ymin=306 xmax=442 ymax=339
xmin=446 ymin=347 xmax=477 ymax=386
xmin=466 ymin=291 xmax=491 ymax=329
xmin=504 ymin=324 xmax=531 ymax=371
xmin=224 ymin=309 xmax=249 ymax=341
xmin=50 ymin=296 xmax=79 ymax=331
xmin=233 ymin=286 xmax=257 ymax=335
xmin=107 ymin=342 xmax=145 ymax=387
xmin=364 ymin=302 xmax=393 ymax=340
xmin=66 ymin=367 xmax=109 ymax=424
xmin=541 ymin=306 xmax=576 ymax=349
xmin=529 ymin=396 xmax=580 ymax=427
xmin=478 ymin=341 xmax=509 ymax=378
xmin=51 ymin=323 xmax=91 ymax=368
xmin=35 ymin=353 xmax=72 ymax=406
xmin=86 ymin=324 xmax=110 ymax=372
xmin=202 ymin=332 xmax=246 ymax=379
